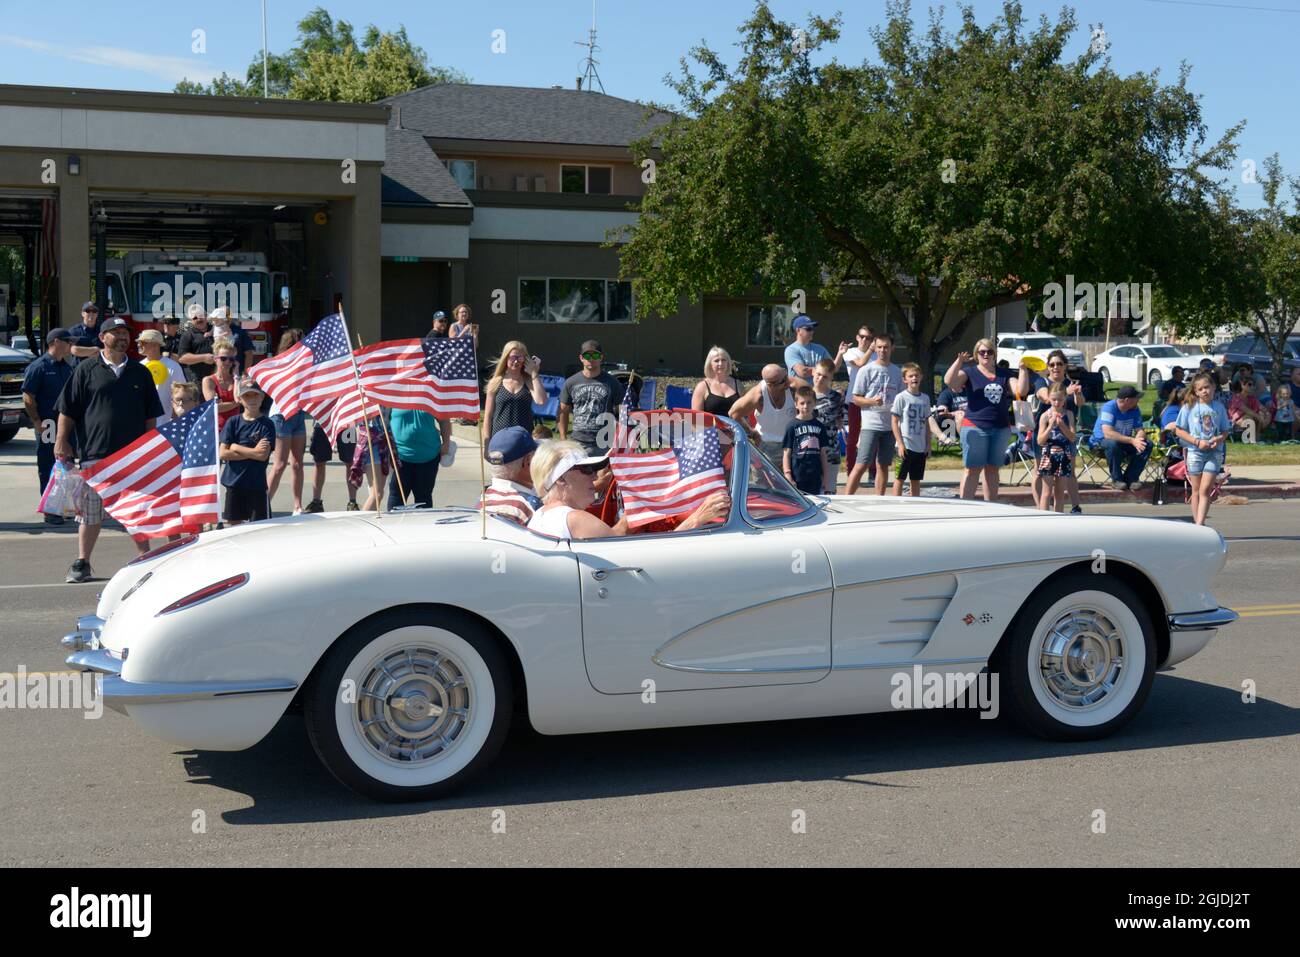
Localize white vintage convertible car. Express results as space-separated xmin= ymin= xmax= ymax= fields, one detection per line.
xmin=62 ymin=417 xmax=1236 ymax=801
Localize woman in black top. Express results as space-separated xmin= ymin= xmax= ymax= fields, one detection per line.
xmin=692 ymin=345 xmax=742 ymax=417
xmin=482 ymin=340 xmax=547 ymax=446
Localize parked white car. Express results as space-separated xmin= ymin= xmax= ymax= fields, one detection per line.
xmin=62 ymin=418 xmax=1236 ymax=801
xmin=996 ymin=333 xmax=1085 ymax=370
xmin=1091 ymin=344 xmax=1213 ymax=386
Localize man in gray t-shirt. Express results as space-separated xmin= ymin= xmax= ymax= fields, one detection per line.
xmin=846 ymin=334 xmax=903 ymax=496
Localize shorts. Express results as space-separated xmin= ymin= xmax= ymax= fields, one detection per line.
xmin=72 ymin=462 xmax=104 ymax=525
xmin=1185 ymin=448 xmax=1225 ymax=476
xmin=960 ymin=425 xmax=1011 ymax=469
xmin=855 ymin=429 xmax=897 ymax=468
xmin=310 ymin=423 xmax=356 ymax=464
xmin=896 ymin=448 xmax=928 ymax=482
xmin=792 ymin=464 xmax=824 ymax=495
xmin=274 ymin=410 xmax=307 ymax=438
xmin=1037 ymin=445 xmax=1074 ymax=478
xmin=223 ymin=484 xmax=270 ymax=523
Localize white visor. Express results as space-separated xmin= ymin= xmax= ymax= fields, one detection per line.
xmin=543 ymin=451 xmax=607 ymax=494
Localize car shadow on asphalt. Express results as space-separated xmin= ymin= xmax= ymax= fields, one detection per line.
xmin=174 ymin=672 xmax=1300 ymax=826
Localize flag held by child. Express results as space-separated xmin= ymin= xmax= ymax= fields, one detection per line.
xmin=81 ymin=399 xmax=220 ymax=541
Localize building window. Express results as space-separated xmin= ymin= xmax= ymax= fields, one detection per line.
xmin=560 ymin=164 xmax=613 ymax=195
xmin=747 ymin=304 xmax=794 ymax=347
xmin=518 ymin=278 xmax=635 ymax=323
xmin=444 ymin=159 xmax=476 ymax=190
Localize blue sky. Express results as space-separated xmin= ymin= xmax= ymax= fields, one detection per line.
xmin=2 ymin=1 xmax=1295 ymax=203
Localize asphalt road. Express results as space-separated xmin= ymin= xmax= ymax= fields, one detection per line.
xmin=0 ymin=428 xmax=1297 ymax=866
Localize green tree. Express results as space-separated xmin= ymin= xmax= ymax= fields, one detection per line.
xmin=175 ymin=7 xmax=465 ymax=101
xmin=617 ymin=1 xmax=1238 ymax=386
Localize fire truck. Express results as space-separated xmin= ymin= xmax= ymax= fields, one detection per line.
xmin=98 ymin=251 xmax=291 ymax=362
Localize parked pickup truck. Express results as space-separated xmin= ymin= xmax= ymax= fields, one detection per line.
xmin=0 ymin=342 xmax=35 ymax=443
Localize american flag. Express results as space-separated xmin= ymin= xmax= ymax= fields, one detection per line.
xmin=38 ymin=199 xmax=57 ymax=278
xmin=321 ymin=337 xmax=481 ymax=436
xmin=251 ymin=312 xmax=355 ymax=420
xmin=81 ymin=399 xmax=220 ymax=541
xmin=609 ymin=426 xmax=728 ymax=528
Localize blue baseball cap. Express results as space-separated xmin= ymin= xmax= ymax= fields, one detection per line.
xmin=486 ymin=426 xmax=537 ymax=465
xmin=432 ymin=310 xmax=448 ymax=321
xmin=81 ymin=301 xmax=99 ymax=313
xmin=46 ymin=328 xmax=73 ymax=341
xmin=791 ymin=315 xmax=817 ymax=331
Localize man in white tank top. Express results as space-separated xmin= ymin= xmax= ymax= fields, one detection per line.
xmin=729 ymin=363 xmax=796 ymax=467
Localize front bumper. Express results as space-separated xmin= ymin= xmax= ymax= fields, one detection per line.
xmin=1163 ymin=607 xmax=1237 ymax=667
xmin=63 ymin=639 xmax=297 ymax=716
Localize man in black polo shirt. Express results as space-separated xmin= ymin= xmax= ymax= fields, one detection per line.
xmin=160 ymin=315 xmax=182 ymax=356
xmin=21 ymin=327 xmax=75 ymax=523
xmin=67 ymin=301 xmax=102 ymax=359
xmin=177 ymin=303 xmax=216 ymax=384
xmin=54 ymin=317 xmax=164 ymax=581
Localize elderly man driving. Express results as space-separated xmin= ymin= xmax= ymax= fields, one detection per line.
xmin=479 ymin=426 xmax=543 ymax=525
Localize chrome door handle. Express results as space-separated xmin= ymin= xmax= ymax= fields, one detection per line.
xmin=591 ymin=566 xmax=643 ymax=582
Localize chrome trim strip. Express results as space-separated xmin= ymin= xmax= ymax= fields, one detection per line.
xmin=833 ymin=656 xmax=987 ymax=672
xmin=1168 ymin=608 xmax=1238 ymax=632
xmin=65 ymin=649 xmax=122 ymax=676
xmin=903 ymin=593 xmax=957 ymax=602
xmin=99 ymin=675 xmax=298 ymax=708
xmin=878 ymin=637 xmax=929 ymax=646
xmin=651 ymin=660 xmax=831 ymax=675
xmin=888 ymin=617 xmax=943 ymax=624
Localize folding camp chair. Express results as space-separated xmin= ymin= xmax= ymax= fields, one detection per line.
xmin=1073 ymin=404 xmax=1107 ymax=486
xmin=1003 ymin=430 xmax=1037 ymax=486
xmin=531 ymin=374 xmax=565 ymax=422
xmin=664 ymin=384 xmax=693 ymax=411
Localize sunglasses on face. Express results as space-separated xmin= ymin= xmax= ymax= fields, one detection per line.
xmin=977 ymin=349 xmax=994 ymax=356
xmin=581 ymin=352 xmax=602 ymax=361
xmin=1048 ymin=361 xmax=1065 ymax=368
xmin=569 ymin=464 xmax=598 ymax=477
xmin=216 ymin=356 xmax=234 ymax=363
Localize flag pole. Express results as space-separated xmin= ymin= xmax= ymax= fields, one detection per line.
xmin=213 ymin=398 xmax=223 ymax=530
xmin=475 ymin=334 xmax=487 ymax=540
xmin=337 ymin=309 xmax=384 ymax=516
xmin=356 ymin=333 xmax=407 ymax=504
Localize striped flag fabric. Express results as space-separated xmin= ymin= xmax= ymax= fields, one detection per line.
xmin=81 ymin=399 xmax=220 ymax=541
xmin=318 ymin=336 xmax=481 ymax=436
xmin=609 ymin=426 xmax=728 ymax=528
xmin=251 ymin=312 xmax=355 ymax=419
xmin=38 ymin=198 xmax=57 ymax=278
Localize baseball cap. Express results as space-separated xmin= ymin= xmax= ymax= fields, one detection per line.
xmin=542 ymin=448 xmax=607 ymax=494
xmin=1116 ymin=385 xmax=1140 ymax=399
xmin=46 ymin=328 xmax=73 ymax=342
xmin=486 ymin=426 xmax=537 ymax=465
xmin=81 ymin=301 xmax=99 ymax=313
xmin=237 ymin=376 xmax=263 ymax=397
xmin=162 ymin=315 xmax=180 ymax=325
xmin=432 ymin=310 xmax=448 ymax=322
xmin=186 ymin=303 xmax=207 ymax=320
xmin=791 ymin=315 xmax=817 ymax=331
xmin=580 ymin=339 xmax=602 ymax=355
xmin=208 ymin=306 xmax=231 ymax=321
xmin=99 ymin=317 xmax=130 ymax=334
xmin=137 ymin=329 xmax=164 ymax=345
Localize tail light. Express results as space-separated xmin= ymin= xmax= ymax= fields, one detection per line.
xmin=156 ymin=573 xmax=249 ymax=616
xmin=128 ymin=534 xmax=198 ymax=566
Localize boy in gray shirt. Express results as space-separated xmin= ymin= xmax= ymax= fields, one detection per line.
xmin=891 ymin=362 xmax=944 ymax=496
xmin=846 ymin=333 xmax=903 ymax=496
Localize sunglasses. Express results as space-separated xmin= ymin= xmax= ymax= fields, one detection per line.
xmin=570 ymin=463 xmax=598 ymax=476
xmin=977 ymin=349 xmax=994 ymax=356
xmin=1047 ymin=361 xmax=1065 ymax=368
xmin=216 ymin=356 xmax=235 ymax=363
xmin=581 ymin=352 xmax=602 ymax=361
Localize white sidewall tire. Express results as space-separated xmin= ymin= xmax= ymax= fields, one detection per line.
xmin=1024 ymin=590 xmax=1148 ymax=729
xmin=334 ymin=625 xmax=496 ymax=788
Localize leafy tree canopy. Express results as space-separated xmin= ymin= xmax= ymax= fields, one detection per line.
xmin=618 ymin=1 xmax=1239 ymax=381
xmin=175 ymin=7 xmax=466 ymax=101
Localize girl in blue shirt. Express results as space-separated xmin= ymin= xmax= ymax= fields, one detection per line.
xmin=1174 ymin=373 xmax=1231 ymax=526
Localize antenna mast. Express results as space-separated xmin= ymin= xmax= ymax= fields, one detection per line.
xmin=575 ymin=0 xmax=605 ymax=93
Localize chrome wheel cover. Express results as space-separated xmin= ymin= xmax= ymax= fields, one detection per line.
xmin=353 ymin=646 xmax=472 ymax=766
xmin=1038 ymin=608 xmax=1125 ymax=710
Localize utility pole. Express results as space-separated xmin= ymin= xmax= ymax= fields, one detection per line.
xmin=262 ymin=0 xmax=269 ymax=96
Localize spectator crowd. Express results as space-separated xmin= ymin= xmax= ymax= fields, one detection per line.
xmin=22 ymin=299 xmax=1298 ymax=577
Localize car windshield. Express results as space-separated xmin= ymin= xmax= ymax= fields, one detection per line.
xmin=1026 ymin=335 xmax=1066 ymax=349
xmin=742 ymin=432 xmax=814 ymax=522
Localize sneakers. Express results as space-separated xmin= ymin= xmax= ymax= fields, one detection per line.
xmin=292 ymin=507 xmax=303 ymax=516
xmin=346 ymin=501 xmax=360 ymax=511
xmin=44 ymin=514 xmax=65 ymax=526
xmin=1070 ymin=505 xmax=1083 ymax=514
xmin=66 ymin=559 xmax=93 ymax=583
xmin=304 ymin=499 xmax=324 ymax=514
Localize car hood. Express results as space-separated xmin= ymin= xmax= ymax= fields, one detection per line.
xmin=815 ymin=494 xmax=1034 ymax=524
